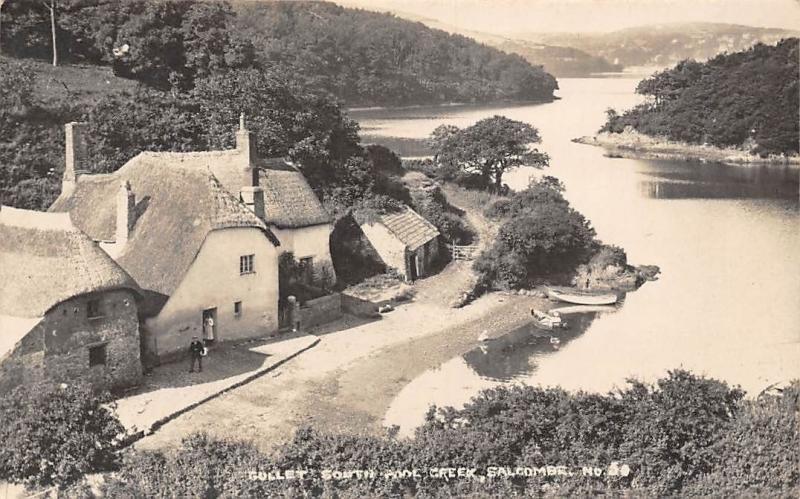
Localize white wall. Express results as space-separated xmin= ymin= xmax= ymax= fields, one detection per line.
xmin=144 ymin=227 xmax=279 ymax=358
xmin=272 ymin=223 xmax=336 ymax=284
xmin=360 ymin=222 xmax=408 ymax=279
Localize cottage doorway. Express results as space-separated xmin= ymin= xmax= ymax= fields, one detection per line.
xmin=408 ymin=254 xmax=418 ymax=281
xmin=202 ymin=308 xmax=217 ymax=343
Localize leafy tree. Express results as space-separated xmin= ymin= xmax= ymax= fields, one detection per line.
xmin=475 ymin=177 xmax=595 ymax=290
xmin=0 ymin=382 xmax=125 ymax=489
xmin=474 ymin=203 xmax=596 ymax=289
xmin=430 ymin=116 xmax=549 ymax=192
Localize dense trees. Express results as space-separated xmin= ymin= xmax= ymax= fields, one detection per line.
xmin=601 ymin=38 xmax=799 ymax=156
xmin=91 ymin=372 xmax=799 ymax=497
xmin=0 ymin=58 xmax=67 ymax=208
xmin=0 ymin=0 xmax=255 ymax=88
xmin=474 ymin=177 xmax=597 ymax=290
xmin=0 ymin=0 xmax=557 ymax=104
xmin=0 ymin=59 xmax=382 ymax=213
xmin=233 ymin=1 xmax=557 ymax=106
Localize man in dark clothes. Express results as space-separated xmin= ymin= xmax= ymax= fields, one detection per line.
xmin=189 ymin=336 xmax=204 ymax=373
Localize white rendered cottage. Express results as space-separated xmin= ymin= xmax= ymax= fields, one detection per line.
xmin=50 ymin=123 xmax=285 ymax=362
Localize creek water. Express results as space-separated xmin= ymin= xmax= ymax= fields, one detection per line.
xmin=350 ymin=78 xmax=800 ymax=436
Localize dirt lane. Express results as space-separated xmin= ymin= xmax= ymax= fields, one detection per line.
xmin=134 ymin=292 xmax=549 ymax=453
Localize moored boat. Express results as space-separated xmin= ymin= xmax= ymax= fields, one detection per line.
xmin=545 ymin=286 xmax=618 ymax=306
xmin=531 ymin=308 xmax=568 ymax=330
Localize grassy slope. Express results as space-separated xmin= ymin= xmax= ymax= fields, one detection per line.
xmin=8 ymin=57 xmax=139 ymax=105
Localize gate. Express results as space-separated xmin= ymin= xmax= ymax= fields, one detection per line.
xmin=449 ymin=243 xmax=480 ymax=261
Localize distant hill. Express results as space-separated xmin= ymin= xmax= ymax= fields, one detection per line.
xmin=498 ymin=41 xmax=623 ymax=77
xmin=512 ymin=23 xmax=799 ymax=70
xmin=231 ymin=1 xmax=558 ymax=106
xmin=372 ymin=10 xmax=622 ymax=77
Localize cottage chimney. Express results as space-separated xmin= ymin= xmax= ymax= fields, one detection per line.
xmin=116 ymin=180 xmax=136 ymax=244
xmin=64 ymin=122 xmax=89 ymax=188
xmin=240 ymin=185 xmax=265 ymax=221
xmin=235 ymin=113 xmax=257 ymax=166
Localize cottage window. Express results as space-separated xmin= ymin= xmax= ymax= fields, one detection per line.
xmin=87 ymin=299 xmax=102 ymax=319
xmin=234 ymin=301 xmax=242 ymax=319
xmin=89 ymin=344 xmax=107 ymax=367
xmin=240 ymin=254 xmax=255 ymax=275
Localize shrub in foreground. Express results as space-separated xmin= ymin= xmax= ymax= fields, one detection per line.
xmin=0 ymin=382 xmax=124 ymax=489
xmin=93 ymin=371 xmax=798 ymax=498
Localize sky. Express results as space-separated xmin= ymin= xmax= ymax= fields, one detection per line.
xmin=333 ymin=0 xmax=800 ymax=33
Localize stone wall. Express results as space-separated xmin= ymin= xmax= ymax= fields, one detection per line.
xmin=298 ymin=293 xmax=343 ymax=329
xmin=341 ymin=293 xmax=380 ymax=318
xmin=0 ymin=289 xmax=142 ymax=393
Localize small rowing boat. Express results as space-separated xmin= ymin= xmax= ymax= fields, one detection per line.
xmin=531 ymin=308 xmax=568 ymax=330
xmin=545 ymin=286 xmax=618 ymax=306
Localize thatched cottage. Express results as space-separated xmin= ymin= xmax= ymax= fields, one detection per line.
xmin=50 ymin=122 xmax=290 ymax=362
xmin=360 ymin=206 xmax=440 ymax=281
xmin=0 ymin=207 xmax=142 ymax=392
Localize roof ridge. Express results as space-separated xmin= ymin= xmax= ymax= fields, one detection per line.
xmin=0 ymin=206 xmax=75 ymax=231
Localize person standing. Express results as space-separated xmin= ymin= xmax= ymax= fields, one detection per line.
xmin=189 ymin=336 xmax=204 ymax=373
xmin=203 ymin=315 xmax=215 ymax=342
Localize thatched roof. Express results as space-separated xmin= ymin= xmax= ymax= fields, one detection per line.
xmin=50 ymin=154 xmax=279 ymax=301
xmin=0 ymin=207 xmax=140 ymax=318
xmin=116 ymin=150 xmax=331 ymax=229
xmin=258 ymin=164 xmax=331 ymax=228
xmin=378 ymin=206 xmax=440 ymax=251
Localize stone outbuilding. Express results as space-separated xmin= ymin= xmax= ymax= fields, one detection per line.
xmin=359 ymin=206 xmax=441 ymax=281
xmin=0 ymin=206 xmax=142 ymax=392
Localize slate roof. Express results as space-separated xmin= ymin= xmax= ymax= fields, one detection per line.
xmin=49 ymin=155 xmax=278 ymax=302
xmin=379 ymin=206 xmax=440 ymax=251
xmin=0 ymin=207 xmax=140 ymax=318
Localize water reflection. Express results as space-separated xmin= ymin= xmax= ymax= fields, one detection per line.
xmin=463 ymin=311 xmax=599 ymax=381
xmin=384 ymin=309 xmax=612 ymax=437
xmin=637 ymin=162 xmax=799 ymax=200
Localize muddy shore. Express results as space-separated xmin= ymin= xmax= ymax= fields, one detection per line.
xmin=133 ymin=293 xmax=551 ymax=454
xmin=574 ymin=131 xmax=800 ymax=167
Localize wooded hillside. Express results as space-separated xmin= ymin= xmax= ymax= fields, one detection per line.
xmin=0 ymin=0 xmax=557 ymax=106
xmin=231 ymin=1 xmax=557 ymax=106
xmin=601 ymin=38 xmax=799 ymax=156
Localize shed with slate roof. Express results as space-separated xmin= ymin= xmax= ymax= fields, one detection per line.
xmin=0 ymin=206 xmax=142 ymax=392
xmin=360 ymin=206 xmax=441 ymax=281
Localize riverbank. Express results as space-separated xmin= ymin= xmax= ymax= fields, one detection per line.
xmin=574 ymin=130 xmax=800 ymax=167
xmin=133 ymin=293 xmax=551 ymax=453
xmin=347 ymin=96 xmax=557 ymax=113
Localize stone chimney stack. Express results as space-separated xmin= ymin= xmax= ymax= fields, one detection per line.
xmin=64 ymin=122 xmax=89 ymax=189
xmin=240 ymin=185 xmax=265 ymax=221
xmin=116 ymin=180 xmax=136 ymax=245
xmin=235 ymin=113 xmax=257 ymax=166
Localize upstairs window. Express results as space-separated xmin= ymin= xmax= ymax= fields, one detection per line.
xmin=87 ymin=299 xmax=101 ymax=319
xmin=89 ymin=344 xmax=107 ymax=367
xmin=240 ymin=254 xmax=255 ymax=275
